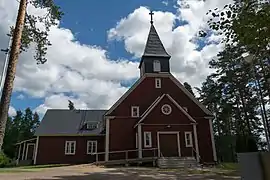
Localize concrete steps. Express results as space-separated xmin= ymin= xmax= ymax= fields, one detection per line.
xmin=157 ymin=157 xmax=198 ymax=169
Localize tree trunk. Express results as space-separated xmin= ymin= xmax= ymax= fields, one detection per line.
xmin=0 ymin=0 xmax=27 ymax=151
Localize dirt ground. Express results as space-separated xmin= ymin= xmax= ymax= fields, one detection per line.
xmin=0 ymin=164 xmax=241 ymax=180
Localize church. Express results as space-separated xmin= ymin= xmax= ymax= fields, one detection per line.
xmin=15 ymin=11 xmax=216 ymax=166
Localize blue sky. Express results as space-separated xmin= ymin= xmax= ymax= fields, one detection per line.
xmin=11 ymin=0 xmax=179 ymax=113
xmin=0 ymin=0 xmax=227 ymax=116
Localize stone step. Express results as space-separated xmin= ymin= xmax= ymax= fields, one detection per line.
xmin=157 ymin=157 xmax=198 ymax=169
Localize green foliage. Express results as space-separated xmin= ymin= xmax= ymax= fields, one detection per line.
xmin=183 ymin=82 xmax=195 ymax=97
xmin=2 ymin=108 xmax=40 ymax=159
xmin=0 ymin=152 xmax=11 ymax=168
xmin=197 ymin=43 xmax=268 ymax=162
xmin=201 ymin=0 xmax=270 ymax=57
xmin=68 ymin=100 xmax=75 ymax=110
xmin=10 ymin=0 xmax=63 ymax=64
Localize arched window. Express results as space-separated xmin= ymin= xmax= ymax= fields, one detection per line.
xmin=153 ymin=60 xmax=161 ymax=72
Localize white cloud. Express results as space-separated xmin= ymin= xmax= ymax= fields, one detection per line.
xmin=8 ymin=106 xmax=16 ymax=116
xmin=107 ymin=4 xmax=228 ymax=88
xmin=1 ymin=0 xmax=232 ymax=116
xmin=0 ymin=0 xmax=138 ymax=115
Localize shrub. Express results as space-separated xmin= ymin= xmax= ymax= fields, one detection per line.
xmin=0 ymin=152 xmax=11 ymax=168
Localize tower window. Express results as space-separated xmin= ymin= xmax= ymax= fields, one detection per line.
xmin=155 ymin=78 xmax=161 ymax=88
xmin=153 ymin=60 xmax=161 ymax=72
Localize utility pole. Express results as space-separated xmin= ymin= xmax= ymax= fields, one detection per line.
xmin=0 ymin=0 xmax=27 ymax=150
xmin=0 ymin=36 xmax=12 ymax=97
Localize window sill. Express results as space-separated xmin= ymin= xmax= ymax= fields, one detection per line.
xmin=65 ymin=153 xmax=75 ymax=155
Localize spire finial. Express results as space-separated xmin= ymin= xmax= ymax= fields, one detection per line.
xmin=149 ymin=10 xmax=154 ymax=24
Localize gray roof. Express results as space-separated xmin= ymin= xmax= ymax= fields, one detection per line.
xmin=143 ymin=24 xmax=170 ymax=58
xmin=35 ymin=109 xmax=107 ymax=136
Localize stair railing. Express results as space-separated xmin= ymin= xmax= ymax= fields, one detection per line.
xmin=192 ymin=147 xmax=202 ymax=162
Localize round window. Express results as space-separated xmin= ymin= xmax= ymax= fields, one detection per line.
xmin=161 ymin=104 xmax=172 ymax=115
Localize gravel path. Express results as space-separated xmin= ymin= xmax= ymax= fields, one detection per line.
xmin=0 ymin=165 xmax=240 ymax=180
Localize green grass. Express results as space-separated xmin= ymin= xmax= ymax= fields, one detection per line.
xmin=217 ymin=163 xmax=239 ymax=171
xmin=0 ymin=164 xmax=69 ymax=173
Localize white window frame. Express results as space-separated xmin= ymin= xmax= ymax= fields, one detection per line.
xmin=185 ymin=132 xmax=193 ymax=147
xmin=65 ymin=141 xmax=76 ymax=155
xmin=153 ymin=60 xmax=161 ymax=72
xmin=144 ymin=132 xmax=152 ymax=148
xmin=155 ymin=78 xmax=161 ymax=88
xmin=86 ymin=122 xmax=98 ymax=129
xmin=131 ymin=106 xmax=140 ymax=117
xmin=87 ymin=140 xmax=97 ymax=154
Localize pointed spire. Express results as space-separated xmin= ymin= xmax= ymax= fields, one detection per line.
xmin=143 ymin=23 xmax=170 ymax=58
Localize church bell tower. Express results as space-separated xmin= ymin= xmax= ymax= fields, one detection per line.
xmin=139 ymin=10 xmax=171 ymax=77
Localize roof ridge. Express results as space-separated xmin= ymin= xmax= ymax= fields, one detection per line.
xmin=143 ymin=24 xmax=170 ymax=57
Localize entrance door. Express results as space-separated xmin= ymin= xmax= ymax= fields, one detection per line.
xmin=158 ymin=133 xmax=180 ymax=157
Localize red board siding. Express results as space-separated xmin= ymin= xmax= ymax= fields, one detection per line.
xmin=109 ymin=118 xmax=138 ymax=160
xmin=108 ymin=76 xmax=207 ymax=118
xmin=142 ymin=125 xmax=194 ymax=158
xmin=36 ymin=136 xmax=105 ymax=165
xmin=107 ymin=76 xmax=214 ymax=163
xmin=142 ymin=95 xmax=193 ymax=125
xmin=197 ymin=120 xmax=214 ymax=162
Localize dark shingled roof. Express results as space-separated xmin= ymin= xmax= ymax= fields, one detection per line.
xmin=143 ymin=24 xmax=170 ymax=58
xmin=35 ymin=109 xmax=107 ymax=136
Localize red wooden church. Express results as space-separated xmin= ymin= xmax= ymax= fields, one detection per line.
xmin=16 ymin=12 xmax=216 ymax=166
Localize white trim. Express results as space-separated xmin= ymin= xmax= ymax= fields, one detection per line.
xmin=209 ymin=119 xmax=217 ymax=161
xmin=184 ymin=132 xmax=193 ymax=147
xmin=134 ymin=94 xmax=196 ymax=128
xmin=131 ymin=106 xmax=140 ymax=117
xmin=193 ymin=124 xmax=200 ymax=163
xmin=157 ymin=131 xmax=181 ymax=157
xmin=144 ymin=132 xmax=152 ymax=148
xmin=135 ymin=133 xmax=138 ymax=148
xmin=104 ymin=73 xmax=212 ymax=117
xmin=166 ymin=94 xmax=196 ymax=123
xmin=153 ymin=60 xmax=161 ymax=72
xmin=105 ymin=76 xmax=146 ymax=116
xmin=87 ymin=140 xmax=97 ymax=154
xmin=136 ymin=94 xmax=165 ymax=123
xmin=17 ymin=143 xmax=22 ymax=165
xmin=138 ymin=124 xmax=142 ymax=158
xmin=105 ymin=118 xmax=110 ymax=161
xmin=168 ymin=75 xmax=212 ymax=115
xmin=22 ymin=142 xmax=26 ymax=160
xmin=25 ymin=143 xmax=35 ymax=160
xmin=34 ymin=136 xmax=39 ymax=165
xmin=155 ymin=78 xmax=161 ymax=88
xmin=15 ymin=138 xmax=37 ymax=145
xmin=105 ymin=117 xmax=110 ymax=161
xmin=65 ymin=141 xmax=76 ymax=155
xmin=161 ymin=104 xmax=172 ymax=115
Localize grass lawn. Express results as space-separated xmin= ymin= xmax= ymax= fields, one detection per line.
xmin=0 ymin=164 xmax=69 ymax=173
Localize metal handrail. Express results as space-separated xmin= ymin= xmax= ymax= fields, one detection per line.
xmin=91 ymin=148 xmax=159 ymax=163
xmin=192 ymin=147 xmax=202 ymax=162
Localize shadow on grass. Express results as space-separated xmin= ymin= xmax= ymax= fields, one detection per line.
xmin=30 ymin=167 xmax=241 ymax=180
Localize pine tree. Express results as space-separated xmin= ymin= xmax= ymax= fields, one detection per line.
xmin=184 ymin=82 xmax=195 ymax=97
xmin=68 ymin=100 xmax=75 ymax=110
xmin=0 ymin=0 xmax=63 ymax=150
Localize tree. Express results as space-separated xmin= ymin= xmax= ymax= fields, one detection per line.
xmin=68 ymin=100 xmax=75 ymax=110
xmin=183 ymin=82 xmax=195 ymax=97
xmin=0 ymin=0 xmax=63 ymax=150
xmin=201 ymin=0 xmax=269 ymax=57
xmin=196 ymin=44 xmax=267 ymax=161
xmin=2 ymin=108 xmax=39 ymax=158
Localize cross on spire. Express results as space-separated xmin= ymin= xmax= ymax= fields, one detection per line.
xmin=149 ymin=10 xmax=154 ymax=24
